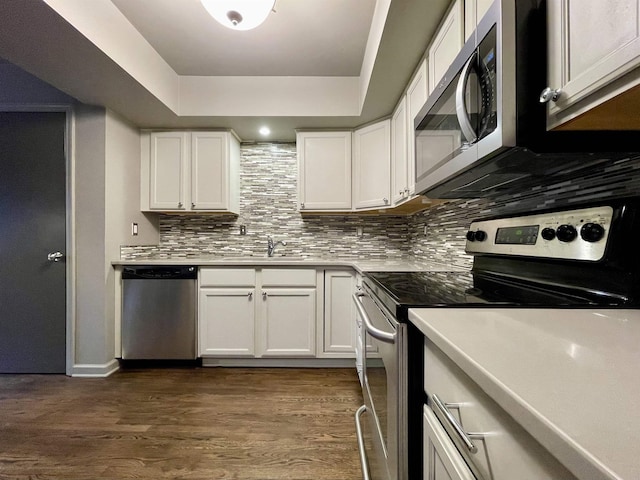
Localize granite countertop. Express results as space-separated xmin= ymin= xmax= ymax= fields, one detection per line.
xmin=112 ymin=256 xmax=468 ymax=274
xmin=409 ymin=307 xmax=640 ymax=480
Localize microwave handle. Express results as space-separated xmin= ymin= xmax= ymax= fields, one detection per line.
xmin=455 ymin=52 xmax=478 ymax=144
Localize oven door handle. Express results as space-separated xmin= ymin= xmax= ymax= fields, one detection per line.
xmin=353 ymin=292 xmax=396 ymax=344
xmin=354 ymin=405 xmax=371 ymax=480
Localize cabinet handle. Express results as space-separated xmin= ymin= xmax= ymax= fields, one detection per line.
xmin=178 ymin=202 xmax=183 ymax=208
xmin=431 ymin=394 xmax=478 ymax=454
xmin=262 ymin=292 xmax=268 ymax=300
xmin=248 ymin=292 xmax=253 ymax=300
xmin=300 ymin=202 xmax=305 ymax=209
xmin=539 ymin=87 xmax=562 ymax=103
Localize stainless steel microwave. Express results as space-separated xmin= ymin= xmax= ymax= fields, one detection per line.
xmin=414 ymin=0 xmax=639 ymax=199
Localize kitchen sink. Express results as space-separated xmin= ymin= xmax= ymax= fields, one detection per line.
xmin=222 ymin=256 xmax=308 ymax=261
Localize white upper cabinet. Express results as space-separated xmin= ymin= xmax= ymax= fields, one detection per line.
xmin=142 ymin=131 xmax=240 ymax=213
xmin=297 ymin=131 xmax=352 ymax=211
xmin=391 ymin=97 xmax=409 ymax=206
xmin=149 ymin=132 xmax=188 ymax=210
xmin=353 ymin=119 xmax=391 ymax=210
xmin=428 ymin=0 xmax=464 ymax=94
xmin=464 ymin=0 xmax=493 ymax=41
xmin=406 ymin=59 xmax=428 ymax=196
xmin=545 ymin=0 xmax=640 ymax=129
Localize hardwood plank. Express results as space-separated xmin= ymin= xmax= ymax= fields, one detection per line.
xmin=0 ymin=368 xmax=363 ymax=479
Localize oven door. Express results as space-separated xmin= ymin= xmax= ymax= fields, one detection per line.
xmin=353 ymin=289 xmax=406 ymax=480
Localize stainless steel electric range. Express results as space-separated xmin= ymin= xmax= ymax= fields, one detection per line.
xmin=354 ymin=198 xmax=640 ymax=480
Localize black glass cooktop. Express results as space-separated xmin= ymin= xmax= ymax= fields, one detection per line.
xmin=364 ymin=270 xmax=625 ymax=320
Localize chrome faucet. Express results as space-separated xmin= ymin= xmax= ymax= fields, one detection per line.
xmin=267 ymin=236 xmax=287 ymax=257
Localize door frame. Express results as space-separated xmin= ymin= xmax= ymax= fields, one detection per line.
xmin=0 ymin=104 xmax=76 ymax=376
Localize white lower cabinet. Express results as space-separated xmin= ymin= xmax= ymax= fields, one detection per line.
xmin=322 ymin=270 xmax=356 ymax=356
xmin=258 ymin=288 xmax=316 ymax=357
xmin=423 ymin=406 xmax=475 ymax=480
xmin=199 ymin=288 xmax=255 ymax=356
xmin=199 ymin=267 xmax=325 ymax=359
xmin=424 ymin=339 xmax=577 ymax=480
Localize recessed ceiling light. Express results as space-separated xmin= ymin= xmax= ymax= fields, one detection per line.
xmin=259 ymin=126 xmax=271 ymax=136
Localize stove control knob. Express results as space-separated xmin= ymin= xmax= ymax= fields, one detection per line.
xmin=474 ymin=230 xmax=487 ymax=242
xmin=541 ymin=227 xmax=556 ymax=241
xmin=580 ymin=222 xmax=605 ymax=243
xmin=556 ymin=224 xmax=577 ymax=242
xmin=466 ymin=230 xmax=476 ymax=242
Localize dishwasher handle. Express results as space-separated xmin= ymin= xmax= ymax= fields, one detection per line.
xmin=122 ymin=266 xmax=197 ymax=280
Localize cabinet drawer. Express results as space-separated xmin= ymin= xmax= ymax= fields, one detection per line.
xmin=424 ymin=339 xmax=577 ymax=480
xmin=200 ymin=268 xmax=255 ymax=287
xmin=261 ymin=268 xmax=316 ymax=287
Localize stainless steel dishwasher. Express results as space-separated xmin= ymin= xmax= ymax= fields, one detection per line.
xmin=121 ymin=266 xmax=197 ymax=360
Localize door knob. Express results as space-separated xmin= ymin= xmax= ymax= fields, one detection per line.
xmin=47 ymin=251 xmax=64 ymax=262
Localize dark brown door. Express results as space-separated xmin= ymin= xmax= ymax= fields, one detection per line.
xmin=0 ymin=111 xmax=67 ymax=373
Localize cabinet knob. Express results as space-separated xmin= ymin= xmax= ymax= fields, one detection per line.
xmin=262 ymin=292 xmax=268 ymax=300
xmin=399 ymin=190 xmax=404 ymax=195
xmin=191 ymin=202 xmax=196 ymax=208
xmin=300 ymin=202 xmax=305 ymax=209
xmin=404 ymin=188 xmax=410 ymax=195
xmin=383 ymin=197 xmax=389 ymax=204
xmin=248 ymin=292 xmax=253 ymax=300
xmin=178 ymin=202 xmax=183 ymax=208
xmin=539 ymin=87 xmax=562 ymax=103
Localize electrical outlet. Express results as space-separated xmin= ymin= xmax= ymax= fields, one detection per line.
xmin=132 ymin=223 xmax=138 ymax=236
xmin=423 ymin=226 xmax=428 ymax=235
xmin=240 ymin=225 xmax=247 ymax=235
xmin=356 ymin=226 xmax=364 ymax=237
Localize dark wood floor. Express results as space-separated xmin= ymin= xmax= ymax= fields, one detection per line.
xmin=0 ymin=367 xmax=364 ymax=480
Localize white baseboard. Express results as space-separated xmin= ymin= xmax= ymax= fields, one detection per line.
xmin=71 ymin=359 xmax=120 ymax=377
xmin=202 ymin=358 xmax=356 ymax=368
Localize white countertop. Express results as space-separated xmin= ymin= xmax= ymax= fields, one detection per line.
xmin=409 ymin=308 xmax=640 ymax=480
xmin=112 ymin=257 xmax=467 ymax=274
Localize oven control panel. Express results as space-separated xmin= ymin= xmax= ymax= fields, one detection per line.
xmin=465 ymin=206 xmax=613 ymax=261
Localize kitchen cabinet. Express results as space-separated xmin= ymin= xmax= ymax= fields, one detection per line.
xmin=199 ymin=268 xmax=256 ymax=356
xmin=428 ymin=0 xmax=464 ymax=94
xmin=322 ymin=269 xmax=356 ymax=356
xmin=391 ymin=97 xmax=410 ymax=206
xmin=353 ymin=119 xmax=391 ymax=210
xmin=141 ymin=130 xmax=240 ymax=213
xmin=258 ymin=268 xmax=317 ymax=357
xmin=464 ymin=0 xmax=493 ymax=41
xmin=406 ymin=59 xmax=428 ymax=195
xmin=423 ymin=338 xmax=577 ymax=480
xmin=423 ymin=406 xmax=475 ymax=480
xmin=545 ymin=0 xmax=640 ymax=129
xmin=297 ymin=131 xmax=352 ymax=211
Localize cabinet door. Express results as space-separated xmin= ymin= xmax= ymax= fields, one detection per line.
xmin=191 ymin=132 xmax=227 ymax=211
xmin=428 ymin=0 xmax=464 ymax=94
xmin=297 ymin=132 xmax=352 ymax=211
xmin=423 ymin=406 xmax=476 ymax=480
xmin=546 ymin=0 xmax=640 ymax=128
xmin=259 ymin=288 xmax=316 ymax=357
xmin=464 ymin=0 xmax=493 ymax=41
xmin=407 ymin=59 xmax=428 ymax=195
xmin=391 ymin=97 xmax=409 ymax=206
xmin=199 ymin=288 xmax=255 ymax=356
xmin=353 ymin=120 xmax=391 ymax=210
xmin=323 ymin=270 xmax=356 ymax=355
xmin=149 ymin=132 xmax=188 ymax=210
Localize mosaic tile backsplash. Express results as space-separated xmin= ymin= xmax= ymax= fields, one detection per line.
xmin=122 ymin=143 xmax=640 ymax=268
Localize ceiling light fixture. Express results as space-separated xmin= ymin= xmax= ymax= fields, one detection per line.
xmin=259 ymin=126 xmax=271 ymax=136
xmin=200 ymin=0 xmax=276 ymax=31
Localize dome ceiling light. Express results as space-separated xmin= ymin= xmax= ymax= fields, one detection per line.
xmin=200 ymin=0 xmax=276 ymax=31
